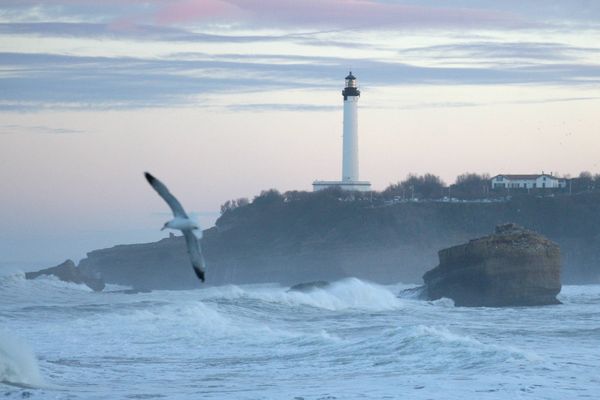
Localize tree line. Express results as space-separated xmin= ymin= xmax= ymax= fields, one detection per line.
xmin=220 ymin=172 xmax=600 ymax=214
xmin=382 ymin=171 xmax=600 ymax=200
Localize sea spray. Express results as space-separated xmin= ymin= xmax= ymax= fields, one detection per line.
xmin=0 ymin=330 xmax=44 ymax=387
xmin=197 ymin=278 xmax=403 ymax=311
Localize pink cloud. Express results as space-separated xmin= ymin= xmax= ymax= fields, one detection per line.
xmin=5 ymin=0 xmax=528 ymax=30
xmin=152 ymin=0 xmax=526 ymax=29
xmin=154 ymin=0 xmax=242 ymax=25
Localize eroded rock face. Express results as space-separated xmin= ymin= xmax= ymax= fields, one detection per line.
xmin=423 ymin=224 xmax=561 ymax=307
xmin=25 ymin=259 xmax=105 ymax=292
xmin=78 ymin=235 xmax=199 ymax=290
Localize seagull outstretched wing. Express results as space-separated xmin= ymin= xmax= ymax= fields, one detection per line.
xmin=144 ymin=171 xmax=206 ymax=283
xmin=183 ymin=230 xmax=205 ymax=282
xmin=144 ymin=172 xmax=188 ymax=218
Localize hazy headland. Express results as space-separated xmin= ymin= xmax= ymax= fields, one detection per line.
xmin=76 ymin=172 xmax=600 ymax=290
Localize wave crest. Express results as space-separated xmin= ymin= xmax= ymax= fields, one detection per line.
xmin=0 ymin=330 xmax=45 ymax=388
xmin=200 ymin=278 xmax=403 ymax=311
xmin=405 ymin=325 xmax=542 ymax=365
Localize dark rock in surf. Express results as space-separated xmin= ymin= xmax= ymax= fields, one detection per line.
xmin=397 ymin=285 xmax=428 ymax=300
xmin=288 ymin=281 xmax=330 ymax=293
xmin=423 ymin=223 xmax=561 ymax=307
xmin=25 ymin=259 xmax=105 ymax=292
xmin=105 ymin=288 xmax=152 ymax=294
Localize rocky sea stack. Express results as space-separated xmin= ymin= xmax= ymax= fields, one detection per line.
xmin=423 ymin=223 xmax=561 ymax=307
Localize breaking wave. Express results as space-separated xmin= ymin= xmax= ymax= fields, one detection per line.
xmin=198 ymin=277 xmax=403 ymax=311
xmin=396 ymin=325 xmax=543 ymax=370
xmin=0 ymin=330 xmax=45 ymax=388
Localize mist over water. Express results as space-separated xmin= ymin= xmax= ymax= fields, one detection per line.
xmin=1 ymin=273 xmax=599 ymax=399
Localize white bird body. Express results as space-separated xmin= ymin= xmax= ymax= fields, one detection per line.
xmin=163 ymin=217 xmax=199 ymax=231
xmin=144 ymin=172 xmax=206 ymax=282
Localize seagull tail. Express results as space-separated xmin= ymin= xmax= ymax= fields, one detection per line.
xmin=193 ymin=266 xmax=205 ymax=282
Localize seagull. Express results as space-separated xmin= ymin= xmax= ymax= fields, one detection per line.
xmin=144 ymin=172 xmax=205 ymax=282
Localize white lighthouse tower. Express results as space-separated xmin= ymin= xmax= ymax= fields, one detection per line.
xmin=313 ymin=72 xmax=371 ymax=192
xmin=342 ymin=71 xmax=360 ymax=182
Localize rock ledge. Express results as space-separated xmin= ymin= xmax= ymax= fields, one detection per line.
xmin=26 ymin=259 xmax=105 ymax=292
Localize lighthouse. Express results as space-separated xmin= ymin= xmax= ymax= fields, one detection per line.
xmin=342 ymin=71 xmax=360 ymax=182
xmin=313 ymin=72 xmax=371 ymax=192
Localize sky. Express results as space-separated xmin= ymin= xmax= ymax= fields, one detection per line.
xmin=1 ymin=0 xmax=599 ymax=268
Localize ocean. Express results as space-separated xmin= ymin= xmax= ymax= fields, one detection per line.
xmin=1 ymin=273 xmax=599 ymax=399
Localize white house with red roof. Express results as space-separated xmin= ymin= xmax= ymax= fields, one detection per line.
xmin=491 ymin=174 xmax=567 ymax=190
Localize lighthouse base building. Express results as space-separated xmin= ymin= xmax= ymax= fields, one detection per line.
xmin=313 ymin=72 xmax=371 ymax=192
xmin=312 ymin=180 xmax=372 ymax=192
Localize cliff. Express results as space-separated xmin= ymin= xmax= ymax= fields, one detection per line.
xmin=78 ymin=233 xmax=199 ymax=290
xmin=77 ymin=191 xmax=600 ymax=289
xmin=423 ymin=224 xmax=561 ymax=306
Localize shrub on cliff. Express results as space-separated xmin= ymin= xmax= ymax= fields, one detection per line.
xmin=383 ymin=173 xmax=445 ymax=200
xmin=450 ymin=172 xmax=491 ymax=199
xmin=220 ymin=197 xmax=249 ymax=215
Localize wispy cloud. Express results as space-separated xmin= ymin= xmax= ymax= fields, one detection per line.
xmin=0 ymin=22 xmax=268 ymax=42
xmin=5 ymin=0 xmax=600 ymax=32
xmin=0 ymin=124 xmax=85 ymax=134
xmin=402 ymin=42 xmax=600 ymax=64
xmin=1 ymin=51 xmax=599 ymax=111
xmin=507 ymin=96 xmax=600 ymax=105
xmin=150 ymin=0 xmax=529 ymax=29
xmin=226 ymin=104 xmax=339 ymax=112
xmin=386 ymin=96 xmax=600 ymax=111
xmin=0 ymin=22 xmax=364 ymax=49
xmin=1 ymin=1 xmax=530 ymax=30
xmin=2 ymin=1 xmax=599 ymax=112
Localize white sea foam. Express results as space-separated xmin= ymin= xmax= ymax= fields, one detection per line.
xmin=408 ymin=325 xmax=543 ymax=363
xmin=0 ymin=271 xmax=92 ymax=293
xmin=0 ymin=331 xmax=45 ymax=388
xmin=1 ymin=275 xmax=598 ymax=399
xmin=198 ymin=277 xmax=402 ymax=311
xmin=0 ymin=271 xmax=27 ymax=286
xmin=430 ymin=297 xmax=455 ymax=307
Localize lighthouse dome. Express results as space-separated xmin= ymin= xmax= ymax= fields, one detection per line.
xmin=342 ymin=71 xmax=360 ymax=98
